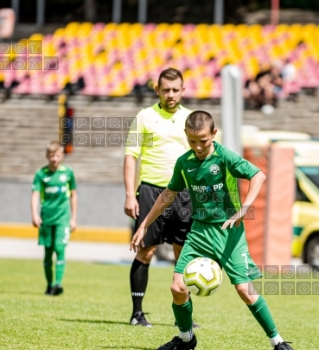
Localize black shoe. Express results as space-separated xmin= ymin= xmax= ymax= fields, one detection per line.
xmin=174 ymin=320 xmax=200 ymax=329
xmin=44 ymin=286 xmax=53 ymax=295
xmin=130 ymin=311 xmax=152 ymax=327
xmin=274 ymin=342 xmax=294 ymax=350
xmin=50 ymin=285 xmax=63 ymax=296
xmin=157 ymin=335 xmax=197 ymax=350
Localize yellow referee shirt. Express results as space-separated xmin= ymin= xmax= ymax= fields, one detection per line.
xmin=125 ymin=103 xmax=192 ymax=187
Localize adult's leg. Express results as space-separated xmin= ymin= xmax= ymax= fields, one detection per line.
xmin=130 ymin=183 xmax=163 ymax=325
xmin=172 ymin=242 xmax=183 ymax=261
xmin=169 ymin=189 xmax=192 ymax=263
xmin=130 ymin=245 xmax=156 ymax=314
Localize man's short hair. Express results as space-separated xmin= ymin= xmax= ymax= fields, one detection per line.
xmin=158 ymin=67 xmax=184 ymax=87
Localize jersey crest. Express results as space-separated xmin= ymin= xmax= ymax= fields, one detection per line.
xmin=59 ymin=174 xmax=68 ymax=183
xmin=209 ymin=164 xmax=220 ymax=175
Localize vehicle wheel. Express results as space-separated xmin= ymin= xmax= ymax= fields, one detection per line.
xmin=306 ymin=235 xmax=319 ymax=269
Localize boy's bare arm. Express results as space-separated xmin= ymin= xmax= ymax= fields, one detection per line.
xmin=242 ymin=171 xmax=266 ymax=209
xmin=130 ymin=188 xmax=177 ymax=252
xmin=222 ymin=171 xmax=266 ymax=229
xmin=70 ymin=189 xmax=77 ymax=231
xmin=31 ymin=191 xmax=42 ymax=227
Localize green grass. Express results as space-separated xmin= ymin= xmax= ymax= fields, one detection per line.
xmin=0 ymin=258 xmax=317 ymax=350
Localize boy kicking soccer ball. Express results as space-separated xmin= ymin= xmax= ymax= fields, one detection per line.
xmin=31 ymin=141 xmax=77 ymax=296
xmin=131 ymin=111 xmax=294 ymax=350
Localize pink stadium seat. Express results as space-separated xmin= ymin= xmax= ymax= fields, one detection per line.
xmin=262 ymin=25 xmax=276 ymax=35
xmin=92 ymin=23 xmax=105 ymax=32
xmin=12 ymin=76 xmax=31 ymax=94
xmin=3 ymin=69 xmax=17 ymax=88
xmin=211 ymin=76 xmax=222 ymax=99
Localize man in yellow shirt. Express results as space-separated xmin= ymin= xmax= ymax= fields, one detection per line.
xmin=124 ymin=68 xmax=194 ymax=327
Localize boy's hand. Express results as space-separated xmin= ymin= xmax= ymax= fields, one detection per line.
xmin=221 ymin=207 xmax=248 ymax=230
xmin=32 ymin=215 xmax=42 ymax=228
xmin=70 ymin=219 xmax=76 ymax=232
xmin=130 ymin=227 xmax=146 ymax=252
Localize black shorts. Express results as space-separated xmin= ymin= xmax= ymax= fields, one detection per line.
xmin=134 ymin=182 xmax=192 ymax=247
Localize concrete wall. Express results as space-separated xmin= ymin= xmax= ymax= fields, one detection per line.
xmin=0 ymin=179 xmax=130 ymax=228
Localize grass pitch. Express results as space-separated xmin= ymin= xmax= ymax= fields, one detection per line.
xmin=0 ymin=258 xmax=317 ymax=350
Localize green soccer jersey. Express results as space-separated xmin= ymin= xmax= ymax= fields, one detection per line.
xmin=32 ymin=165 xmax=76 ymax=225
xmin=168 ymin=141 xmax=260 ymax=223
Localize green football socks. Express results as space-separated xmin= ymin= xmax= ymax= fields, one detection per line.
xmin=172 ymin=298 xmax=193 ymax=332
xmin=55 ymin=246 xmax=66 ymax=286
xmin=44 ymin=247 xmax=53 ymax=287
xmin=247 ymin=295 xmax=278 ymax=338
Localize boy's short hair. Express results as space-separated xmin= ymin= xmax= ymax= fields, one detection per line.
xmin=185 ymin=110 xmax=215 ymax=133
xmin=157 ymin=67 xmax=184 ymax=87
xmin=46 ymin=141 xmax=64 ymax=155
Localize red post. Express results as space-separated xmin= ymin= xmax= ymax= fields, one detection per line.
xmin=271 ymin=0 xmax=280 ymax=25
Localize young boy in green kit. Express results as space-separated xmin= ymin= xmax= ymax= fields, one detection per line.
xmin=31 ymin=141 xmax=77 ymax=296
xmin=131 ymin=111 xmax=294 ymax=350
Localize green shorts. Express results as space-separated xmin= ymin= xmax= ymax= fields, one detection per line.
xmin=39 ymin=223 xmax=71 ymax=249
xmin=175 ymin=220 xmax=262 ymax=285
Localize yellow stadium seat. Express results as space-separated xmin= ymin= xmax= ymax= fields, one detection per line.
xmin=195 ymin=24 xmax=209 ymax=33
xmin=235 ymin=24 xmax=248 ymax=34
xmin=64 ymin=22 xmax=80 ymax=35
xmin=128 ymin=23 xmax=143 ymax=39
xmin=117 ymin=22 xmax=131 ymax=36
xmin=276 ymin=24 xmax=289 ymax=33
xmin=170 ymin=23 xmax=182 ymax=34
xmin=43 ymin=43 xmax=56 ymax=56
xmin=53 ymin=28 xmax=65 ymax=37
xmin=104 ymin=23 xmax=117 ymax=31
xmin=156 ymin=23 xmax=169 ymax=32
xmin=29 ymin=33 xmax=44 ymax=41
xmin=78 ymin=22 xmax=93 ymax=37
xmin=223 ymin=24 xmax=235 ymax=32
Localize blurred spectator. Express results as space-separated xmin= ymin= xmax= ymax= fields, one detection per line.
xmin=281 ymin=58 xmax=297 ymax=83
xmin=132 ymin=78 xmax=155 ymax=104
xmin=245 ymin=61 xmax=284 ymax=114
xmin=63 ymin=76 xmax=85 ymax=95
xmin=269 ymin=60 xmax=284 ymax=96
xmin=243 ymin=77 xmax=262 ymax=109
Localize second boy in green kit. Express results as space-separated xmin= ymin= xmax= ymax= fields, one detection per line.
xmin=31 ymin=141 xmax=77 ymax=296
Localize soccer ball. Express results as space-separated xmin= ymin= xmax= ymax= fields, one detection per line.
xmin=183 ymin=257 xmax=223 ymax=297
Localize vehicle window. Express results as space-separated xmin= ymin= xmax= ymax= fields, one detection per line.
xmin=299 ymin=167 xmax=319 ymax=189
xmin=295 ymin=180 xmax=311 ymax=202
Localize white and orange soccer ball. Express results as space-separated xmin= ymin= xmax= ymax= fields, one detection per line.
xmin=183 ymin=257 xmax=223 ymax=297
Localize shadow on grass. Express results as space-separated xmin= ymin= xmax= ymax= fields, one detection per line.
xmin=59 ymin=318 xmax=172 ymax=327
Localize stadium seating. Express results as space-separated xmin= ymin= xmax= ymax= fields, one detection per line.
xmin=1 ymin=23 xmax=319 ymax=99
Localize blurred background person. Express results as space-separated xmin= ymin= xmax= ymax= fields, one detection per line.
xmin=31 ymin=141 xmax=77 ymax=296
